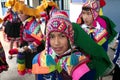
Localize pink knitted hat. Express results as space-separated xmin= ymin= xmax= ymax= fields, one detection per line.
xmin=47 ymin=10 xmax=74 ymax=43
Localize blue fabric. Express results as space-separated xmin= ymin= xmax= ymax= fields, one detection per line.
xmin=32 ymin=54 xmax=39 ymax=64
xmin=37 ymin=70 xmax=62 ymax=80
xmin=89 ymin=33 xmax=94 ymax=40
xmin=70 ymin=53 xmax=79 ymax=66
xmin=102 ymin=40 xmax=108 ymax=52
xmin=80 ymin=69 xmax=96 ymax=80
xmin=46 ymin=54 xmax=56 ymax=66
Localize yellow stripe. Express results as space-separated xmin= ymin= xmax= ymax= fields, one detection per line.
xmin=98 ymin=37 xmax=106 ymax=45
xmin=99 ymin=8 xmax=103 ymax=16
xmin=17 ymin=64 xmax=26 ymax=71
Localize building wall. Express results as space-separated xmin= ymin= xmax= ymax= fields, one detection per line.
xmin=103 ymin=0 xmax=120 ymax=32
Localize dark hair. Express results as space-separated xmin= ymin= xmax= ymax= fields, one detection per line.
xmin=45 ymin=5 xmax=53 ymax=15
xmin=82 ymin=7 xmax=91 ymax=11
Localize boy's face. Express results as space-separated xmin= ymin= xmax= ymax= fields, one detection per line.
xmin=49 ymin=31 xmax=69 ymax=55
xmin=81 ymin=10 xmax=94 ymax=27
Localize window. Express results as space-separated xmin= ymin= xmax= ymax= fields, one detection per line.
xmin=1 ymin=2 xmax=6 ymax=8
xmin=63 ymin=0 xmax=70 ymax=10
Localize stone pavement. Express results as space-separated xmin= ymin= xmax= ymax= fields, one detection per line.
xmin=0 ymin=30 xmax=114 ymax=80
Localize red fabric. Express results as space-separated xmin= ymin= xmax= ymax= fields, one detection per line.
xmin=100 ymin=0 xmax=106 ymax=7
xmin=24 ymin=19 xmax=36 ymax=40
xmin=41 ymin=12 xmax=47 ymax=17
xmin=9 ymin=48 xmax=18 ymax=55
xmin=34 ymin=39 xmax=42 ymax=46
xmin=3 ymin=13 xmax=12 ymax=21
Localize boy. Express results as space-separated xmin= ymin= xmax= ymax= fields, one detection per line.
xmin=32 ymin=10 xmax=113 ymax=80
xmin=76 ymin=0 xmax=117 ymax=52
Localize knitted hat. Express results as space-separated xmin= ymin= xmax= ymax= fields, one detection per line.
xmin=46 ymin=10 xmax=74 ymax=53
xmin=83 ymin=1 xmax=99 ymax=19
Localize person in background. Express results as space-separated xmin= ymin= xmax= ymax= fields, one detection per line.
xmin=77 ymin=0 xmax=108 ymax=51
xmin=76 ymin=1 xmax=117 ymax=80
xmin=36 ymin=0 xmax=59 ymax=36
xmin=76 ymin=0 xmax=117 ymax=52
xmin=3 ymin=0 xmax=22 ymax=59
xmin=112 ymin=32 xmax=120 ymax=80
xmin=8 ymin=1 xmax=45 ymax=76
xmin=0 ymin=18 xmax=9 ymax=73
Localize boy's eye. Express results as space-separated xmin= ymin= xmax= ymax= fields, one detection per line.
xmin=87 ymin=12 xmax=92 ymax=15
xmin=60 ymin=34 xmax=66 ymax=38
xmin=49 ymin=34 xmax=54 ymax=39
xmin=82 ymin=11 xmax=92 ymax=15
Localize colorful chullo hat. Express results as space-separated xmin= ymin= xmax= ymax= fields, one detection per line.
xmin=46 ymin=10 xmax=74 ymax=53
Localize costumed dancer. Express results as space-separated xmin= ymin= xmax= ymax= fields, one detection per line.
xmin=32 ymin=10 xmax=113 ymax=80
xmin=0 ymin=18 xmax=9 ymax=73
xmin=3 ymin=0 xmax=22 ymax=59
xmin=36 ymin=0 xmax=59 ymax=36
xmin=76 ymin=0 xmax=117 ymax=52
xmin=9 ymin=1 xmax=45 ymax=76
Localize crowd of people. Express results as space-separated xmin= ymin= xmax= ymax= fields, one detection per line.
xmin=0 ymin=0 xmax=119 ymax=80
